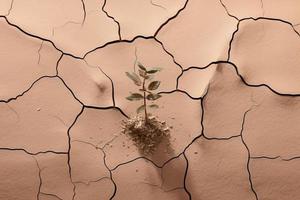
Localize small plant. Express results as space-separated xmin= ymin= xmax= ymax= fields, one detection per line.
xmin=125 ymin=63 xmax=162 ymax=121
xmin=122 ymin=63 xmax=171 ymax=155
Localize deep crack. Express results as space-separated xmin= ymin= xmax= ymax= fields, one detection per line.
xmin=66 ymin=106 xmax=85 ymax=200
xmin=239 ymin=109 xmax=259 ymax=200
xmin=102 ymin=0 xmax=121 ymax=40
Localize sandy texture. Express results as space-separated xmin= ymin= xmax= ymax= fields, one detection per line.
xmin=112 ymin=157 xmax=188 ymax=200
xmin=58 ymin=55 xmax=113 ymax=107
xmin=1 ymin=0 xmax=300 ymax=199
xmin=185 ymin=137 xmax=256 ymax=200
xmin=201 ymin=64 xmax=254 ymax=139
xmin=251 ymin=158 xmax=300 ymax=200
xmin=157 ymin=0 xmax=237 ymax=69
xmin=0 ymin=19 xmax=61 ymax=100
xmin=36 ymin=154 xmax=74 ymax=200
xmin=0 ymin=151 xmax=39 ymax=200
xmin=104 ymin=0 xmax=186 ymax=39
xmin=0 ymin=78 xmax=82 ymax=153
xmin=7 ymin=0 xmax=119 ymax=57
xmin=230 ymin=19 xmax=300 ymax=94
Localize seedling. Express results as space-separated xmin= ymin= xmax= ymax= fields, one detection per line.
xmin=122 ymin=63 xmax=171 ymax=155
xmin=125 ymin=63 xmax=162 ymax=122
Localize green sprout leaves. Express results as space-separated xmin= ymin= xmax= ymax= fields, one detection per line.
xmin=139 ymin=62 xmax=161 ymax=74
xmin=126 ymin=72 xmax=141 ymax=86
xmin=126 ymin=93 xmax=143 ymax=101
xmin=149 ymin=104 xmax=159 ymax=109
xmin=147 ymin=67 xmax=162 ymax=74
xmin=138 ymin=63 xmax=147 ymax=71
xmin=125 ymin=62 xmax=163 ymax=120
xmin=148 ymin=81 xmax=160 ymax=90
xmin=137 ymin=105 xmax=146 ymax=113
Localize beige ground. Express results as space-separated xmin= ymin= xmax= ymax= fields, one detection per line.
xmin=0 ymin=0 xmax=300 ymax=200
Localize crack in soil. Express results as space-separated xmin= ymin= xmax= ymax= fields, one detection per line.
xmin=260 ymin=0 xmax=265 ymax=16
xmin=153 ymin=0 xmax=189 ymax=37
xmin=102 ymin=0 xmax=121 ymax=40
xmin=251 ymin=155 xmax=300 ymax=162
xmin=180 ymin=60 xmax=300 ymax=97
xmin=5 ymin=0 xmax=14 ymax=16
xmin=37 ymin=41 xmax=44 ymax=65
xmin=52 ymin=21 xmax=82 ymax=37
xmin=80 ymin=0 xmax=86 ymax=26
xmin=150 ymin=0 xmax=167 ymax=10
xmin=239 ymin=109 xmax=259 ymax=200
xmin=34 ymin=157 xmax=42 ymax=200
xmin=66 ymin=106 xmax=85 ymax=200
xmin=0 ymin=148 xmax=68 ymax=156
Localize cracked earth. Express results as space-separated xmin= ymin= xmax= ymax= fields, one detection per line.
xmin=0 ymin=0 xmax=299 ymax=199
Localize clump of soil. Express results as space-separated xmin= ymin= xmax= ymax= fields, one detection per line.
xmin=122 ymin=115 xmax=171 ymax=155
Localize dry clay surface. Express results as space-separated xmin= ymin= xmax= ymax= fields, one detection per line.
xmin=0 ymin=0 xmax=300 ymax=199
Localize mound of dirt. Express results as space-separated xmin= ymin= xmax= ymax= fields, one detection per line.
xmin=122 ymin=115 xmax=171 ymax=155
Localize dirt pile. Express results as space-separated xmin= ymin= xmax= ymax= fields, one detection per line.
xmin=122 ymin=115 xmax=171 ymax=155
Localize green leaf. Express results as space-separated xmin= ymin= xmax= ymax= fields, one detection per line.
xmin=148 ymin=81 xmax=160 ymax=90
xmin=126 ymin=93 xmax=144 ymax=101
xmin=138 ymin=63 xmax=146 ymax=71
xmin=147 ymin=69 xmax=159 ymax=74
xmin=146 ymin=93 xmax=162 ymax=100
xmin=125 ymin=72 xmax=141 ymax=86
xmin=149 ymin=104 xmax=159 ymax=109
xmin=126 ymin=97 xmax=134 ymax=101
xmin=147 ymin=67 xmax=162 ymax=73
xmin=136 ymin=105 xmax=145 ymax=113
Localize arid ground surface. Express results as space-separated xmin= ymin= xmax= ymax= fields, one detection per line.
xmin=1 ymin=0 xmax=300 ymax=200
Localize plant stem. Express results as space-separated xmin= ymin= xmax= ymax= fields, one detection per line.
xmin=142 ymin=76 xmax=148 ymax=124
